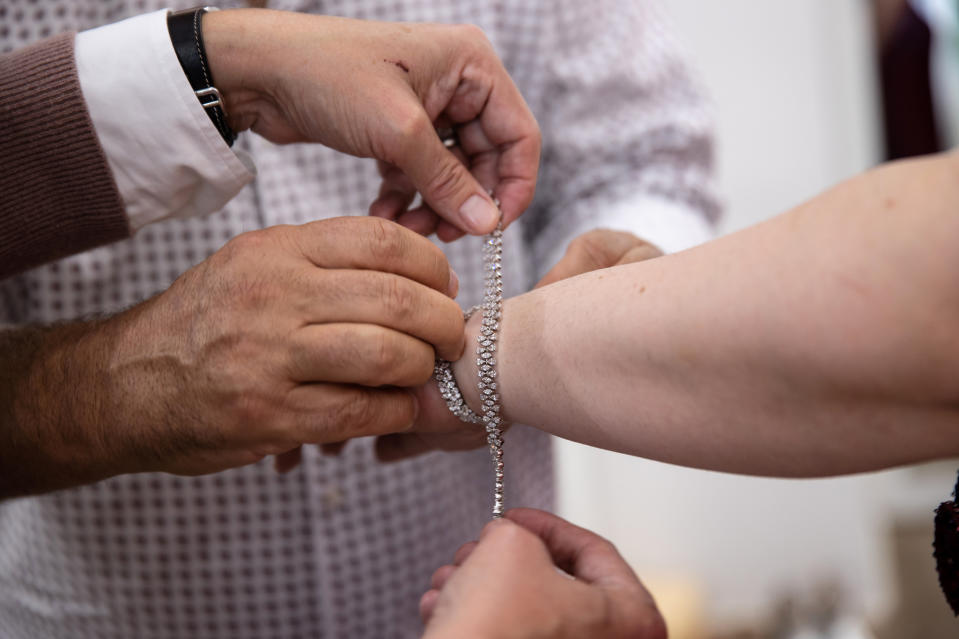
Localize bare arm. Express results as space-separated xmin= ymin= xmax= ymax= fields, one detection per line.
xmin=0 ymin=320 xmax=125 ymax=498
xmin=410 ymin=151 xmax=959 ymax=477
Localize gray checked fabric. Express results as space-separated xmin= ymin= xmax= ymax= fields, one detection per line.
xmin=0 ymin=1 xmax=718 ymax=637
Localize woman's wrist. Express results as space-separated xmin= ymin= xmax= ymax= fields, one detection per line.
xmin=449 ymin=291 xmax=544 ymax=427
xmin=451 ymin=307 xmax=485 ymax=417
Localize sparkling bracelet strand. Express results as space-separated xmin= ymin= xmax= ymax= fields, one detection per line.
xmin=434 ymin=218 xmax=506 ymax=519
xmin=479 ymin=221 xmax=505 ymax=518
xmin=435 ymin=306 xmax=483 ymax=425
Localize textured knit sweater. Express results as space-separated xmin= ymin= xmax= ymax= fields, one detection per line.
xmin=0 ymin=33 xmax=128 ymax=280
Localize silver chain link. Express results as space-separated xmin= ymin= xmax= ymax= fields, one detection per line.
xmin=434 ymin=215 xmax=506 ymax=519
xmin=477 ymin=220 xmax=505 ymax=518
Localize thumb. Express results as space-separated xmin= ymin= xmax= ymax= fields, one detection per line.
xmin=396 ymin=124 xmax=501 ymax=235
xmin=478 ymin=516 xmax=517 ymax=542
xmin=476 ymin=517 xmax=552 ymax=568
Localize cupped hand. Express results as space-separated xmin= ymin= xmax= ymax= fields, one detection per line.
xmin=101 ymin=217 xmax=463 ymax=476
xmin=204 ymin=9 xmax=541 ymax=240
xmin=535 ymin=229 xmax=662 ymax=289
xmin=420 ymin=508 xmax=666 ymax=639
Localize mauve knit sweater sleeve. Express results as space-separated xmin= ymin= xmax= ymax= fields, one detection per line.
xmin=0 ymin=32 xmax=129 ymax=280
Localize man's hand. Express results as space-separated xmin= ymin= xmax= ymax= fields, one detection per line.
xmin=204 ymin=9 xmax=541 ymax=240
xmin=0 ymin=218 xmax=462 ymax=498
xmin=420 ymin=508 xmax=666 ymax=639
xmin=374 ymin=229 xmax=661 ymax=462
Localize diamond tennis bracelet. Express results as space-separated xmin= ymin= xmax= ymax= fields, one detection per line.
xmin=434 ymin=218 xmax=506 ymax=519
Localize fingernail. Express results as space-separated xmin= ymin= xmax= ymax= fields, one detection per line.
xmin=459 ymin=194 xmax=498 ymax=234
xmin=448 ymin=267 xmax=460 ymax=298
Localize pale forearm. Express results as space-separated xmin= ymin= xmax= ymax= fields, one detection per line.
xmin=457 ymin=152 xmax=959 ymax=476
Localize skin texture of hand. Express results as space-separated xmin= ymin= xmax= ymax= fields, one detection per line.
xmin=420 ymin=508 xmax=666 ymax=639
xmin=0 ymin=217 xmax=462 ymax=499
xmin=374 ymin=229 xmax=661 ymax=462
xmin=203 ymin=8 xmax=541 ymax=240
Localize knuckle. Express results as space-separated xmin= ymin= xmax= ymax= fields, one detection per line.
xmin=388 ymin=339 xmax=436 ymax=387
xmin=572 ymin=232 xmax=615 ymax=270
xmin=589 ymin=535 xmax=619 ymax=557
xmin=423 ymin=243 xmax=451 ymax=286
xmin=639 ymin=243 xmax=664 ymax=260
xmin=306 ymin=217 xmax=350 ymax=249
xmin=214 ymin=231 xmax=284 ymax=306
xmin=571 ymin=229 xmax=607 ymax=250
xmin=407 ymin=349 xmax=436 ymax=386
xmin=367 ymin=217 xmax=407 ymax=265
xmin=231 ymin=389 xmax=270 ymax=431
xmin=314 ymin=269 xmax=353 ymax=310
xmin=437 ymin=298 xmax=465 ymax=344
xmin=382 ymin=276 xmax=416 ymax=322
xmin=371 ymin=331 xmax=402 ymax=376
xmin=330 ymin=392 xmax=379 ymax=434
xmin=454 ymin=23 xmax=492 ymax=49
xmin=218 ymin=352 xmax=285 ymax=431
xmin=222 ymin=229 xmax=268 ymax=258
xmin=425 ymin=158 xmax=468 ymax=203
xmin=387 ymin=106 xmax=432 ymax=156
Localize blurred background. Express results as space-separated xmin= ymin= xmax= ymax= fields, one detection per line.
xmin=555 ymin=1 xmax=959 ymax=637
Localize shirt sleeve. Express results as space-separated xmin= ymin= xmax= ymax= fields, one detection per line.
xmin=521 ymin=0 xmax=721 ymax=280
xmin=74 ymin=9 xmax=256 ymax=233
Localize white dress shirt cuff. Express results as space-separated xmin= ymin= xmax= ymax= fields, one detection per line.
xmin=540 ymin=195 xmax=716 ymax=278
xmin=75 ymin=10 xmax=256 ymax=233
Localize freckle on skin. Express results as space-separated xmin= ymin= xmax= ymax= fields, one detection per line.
xmin=640 ymin=286 xmax=646 ymax=294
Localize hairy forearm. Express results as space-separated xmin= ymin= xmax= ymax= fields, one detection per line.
xmin=0 ymin=319 xmax=130 ymax=499
xmin=457 ymin=152 xmax=959 ymax=476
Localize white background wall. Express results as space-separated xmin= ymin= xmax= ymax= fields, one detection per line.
xmin=554 ymin=0 xmax=955 ymax=632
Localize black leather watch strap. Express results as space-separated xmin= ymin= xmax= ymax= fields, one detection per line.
xmin=167 ymin=7 xmax=236 ymax=146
